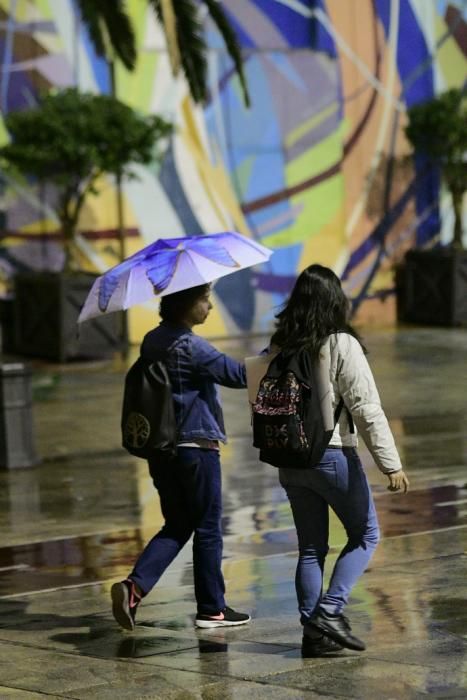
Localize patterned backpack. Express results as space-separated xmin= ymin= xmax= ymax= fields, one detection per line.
xmin=252 ymin=348 xmax=343 ymax=469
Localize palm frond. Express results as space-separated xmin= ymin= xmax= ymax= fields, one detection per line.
xmin=159 ymin=0 xmax=182 ymax=76
xmin=203 ymin=0 xmax=250 ymax=107
xmin=101 ymin=0 xmax=136 ymax=71
xmin=148 ymin=0 xmax=208 ymax=104
xmin=76 ymin=0 xmax=106 ymax=57
xmin=76 ymin=0 xmax=136 ymax=71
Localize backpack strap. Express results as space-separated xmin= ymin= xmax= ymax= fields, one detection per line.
xmin=333 ymin=399 xmax=355 ymax=433
xmin=346 ymin=407 xmax=355 ymax=434
xmin=329 ymin=334 xmax=355 ymax=434
xmin=333 ymin=398 xmax=344 ymax=425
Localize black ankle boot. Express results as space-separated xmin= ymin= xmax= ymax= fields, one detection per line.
xmin=310 ymin=610 xmax=365 ymax=651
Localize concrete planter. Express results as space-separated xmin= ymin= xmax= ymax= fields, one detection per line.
xmin=13 ymin=271 xmax=126 ymax=362
xmin=397 ymin=248 xmax=467 ymax=326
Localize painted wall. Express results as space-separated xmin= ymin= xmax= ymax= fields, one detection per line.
xmin=0 ymin=0 xmax=465 ymax=341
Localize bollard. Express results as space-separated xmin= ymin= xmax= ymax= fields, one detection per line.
xmin=0 ymin=361 xmax=39 ymax=469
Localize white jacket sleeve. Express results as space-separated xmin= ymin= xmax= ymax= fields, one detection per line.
xmin=336 ymin=335 xmax=402 ymax=474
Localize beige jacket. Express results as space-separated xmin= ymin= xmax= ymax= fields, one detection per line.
xmin=317 ymin=333 xmax=402 ymax=474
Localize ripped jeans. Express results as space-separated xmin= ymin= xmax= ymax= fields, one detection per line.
xmin=279 ymin=447 xmax=380 ymax=622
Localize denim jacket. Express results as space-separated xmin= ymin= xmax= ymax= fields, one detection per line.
xmin=141 ymin=321 xmax=246 ymax=444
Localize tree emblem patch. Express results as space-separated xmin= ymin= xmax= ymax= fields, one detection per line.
xmin=124 ymin=412 xmax=150 ymax=448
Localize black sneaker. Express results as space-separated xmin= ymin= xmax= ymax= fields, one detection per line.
xmin=195 ymin=606 xmax=251 ymax=628
xmin=302 ymin=633 xmax=344 ymax=657
xmin=111 ymin=579 xmax=142 ymax=631
xmin=310 ymin=609 xmax=365 ymax=651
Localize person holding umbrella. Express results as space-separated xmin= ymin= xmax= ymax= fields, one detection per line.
xmin=78 ymin=232 xmax=272 ymax=630
xmin=111 ymin=283 xmax=251 ymax=630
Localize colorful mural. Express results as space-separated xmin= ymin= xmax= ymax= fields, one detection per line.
xmin=0 ymin=0 xmax=465 ymax=341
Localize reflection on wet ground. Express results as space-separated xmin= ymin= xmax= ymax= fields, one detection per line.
xmin=0 ymin=327 xmax=466 ymax=698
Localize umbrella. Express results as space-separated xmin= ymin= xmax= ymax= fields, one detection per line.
xmin=78 ymin=231 xmax=273 ymax=323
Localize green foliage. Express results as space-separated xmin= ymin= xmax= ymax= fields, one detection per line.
xmin=405 ymin=88 xmax=466 ymax=247
xmin=148 ymin=0 xmax=250 ymax=106
xmin=0 ymin=88 xmax=172 ymax=184
xmin=203 ymin=0 xmax=250 ymax=107
xmin=77 ymin=0 xmax=136 ymax=70
xmin=0 ymin=88 xmax=173 ymax=267
xmin=85 ymin=0 xmax=251 ymax=107
xmin=149 ymin=0 xmax=208 ymax=104
xmin=152 ymin=0 xmax=251 ymax=107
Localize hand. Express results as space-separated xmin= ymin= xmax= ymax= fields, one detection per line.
xmin=387 ymin=470 xmax=410 ymax=493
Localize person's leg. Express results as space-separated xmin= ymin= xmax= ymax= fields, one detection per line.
xmin=306 ymin=448 xmax=380 ymax=651
xmin=190 ymin=450 xmax=250 ymax=628
xmin=279 ymin=469 xmax=329 ymax=625
xmin=112 ymin=450 xmax=197 ymax=629
xmin=319 ymin=448 xmax=380 ymax=616
xmin=191 ymin=449 xmax=226 ymax=615
xmin=128 ymin=449 xmax=199 ymax=595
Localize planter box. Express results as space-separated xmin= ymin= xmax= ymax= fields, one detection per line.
xmin=0 ymin=361 xmax=39 ymax=469
xmin=397 ymin=249 xmax=467 ymax=326
xmin=0 ymin=298 xmax=15 ymax=354
xmin=13 ymin=272 xmax=126 ymax=362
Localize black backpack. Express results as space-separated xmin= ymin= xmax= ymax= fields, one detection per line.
xmin=121 ymin=357 xmax=177 ymax=459
xmin=252 ymin=348 xmax=344 ymax=469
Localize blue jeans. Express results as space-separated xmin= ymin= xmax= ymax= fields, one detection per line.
xmin=279 ymin=447 xmax=380 ymax=622
xmin=129 ymin=447 xmax=226 ymax=615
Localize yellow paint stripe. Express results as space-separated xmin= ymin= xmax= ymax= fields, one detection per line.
xmin=299 ymin=206 xmax=346 ymax=269
xmin=115 ymin=5 xmax=157 ymax=110
xmin=285 ymin=101 xmax=339 ymax=149
xmin=434 ymin=15 xmax=467 ymax=89
xmin=15 ymin=218 xmax=57 ymax=234
xmin=286 ymin=122 xmax=345 ymax=186
xmin=181 ymin=96 xmax=204 ymax=153
xmin=179 ymin=99 xmax=252 ymax=236
xmin=34 ymin=0 xmax=52 ymax=20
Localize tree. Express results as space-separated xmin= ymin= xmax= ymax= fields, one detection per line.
xmin=75 ymin=0 xmax=136 ymax=71
xmin=404 ymin=88 xmax=466 ymax=249
xmin=0 ymin=88 xmax=172 ymax=270
xmin=76 ymin=0 xmax=250 ymax=106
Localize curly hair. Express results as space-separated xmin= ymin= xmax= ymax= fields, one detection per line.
xmin=159 ymin=284 xmax=210 ymax=322
xmin=270 ymin=264 xmax=365 ymax=360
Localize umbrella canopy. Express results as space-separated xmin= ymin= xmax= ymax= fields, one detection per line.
xmin=78 ymin=232 xmax=273 ymax=323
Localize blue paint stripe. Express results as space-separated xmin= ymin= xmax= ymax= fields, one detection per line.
xmin=221 ymin=6 xmax=256 ymax=49
xmin=311 ymin=1 xmax=337 ymax=58
xmin=374 ymin=0 xmax=439 ymax=250
xmin=158 ymin=142 xmax=203 ymax=236
xmin=72 ymin=0 xmax=111 ymax=93
xmin=251 ymin=0 xmax=313 ymax=48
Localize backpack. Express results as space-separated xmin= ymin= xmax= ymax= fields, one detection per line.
xmin=252 ymin=347 xmax=343 ymax=469
xmin=121 ymin=357 xmax=177 ymax=459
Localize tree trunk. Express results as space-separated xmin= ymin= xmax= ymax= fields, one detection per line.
xmin=451 ymin=189 xmax=464 ymax=250
xmin=61 ymin=219 xmax=76 ymax=272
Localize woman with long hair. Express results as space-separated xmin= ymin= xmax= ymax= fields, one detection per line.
xmin=270 ymin=264 xmax=409 ymax=656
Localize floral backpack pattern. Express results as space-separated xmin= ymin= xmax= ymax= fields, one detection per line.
xmin=251 ymin=348 xmax=343 ymax=469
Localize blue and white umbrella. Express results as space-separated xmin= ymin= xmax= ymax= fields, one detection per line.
xmin=78 ymin=231 xmax=272 ymax=322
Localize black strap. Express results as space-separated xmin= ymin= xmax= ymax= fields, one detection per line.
xmin=333 ymin=398 xmax=344 ymax=424
xmin=333 ymin=399 xmax=355 ymax=434
xmin=346 ymin=407 xmax=355 ymax=434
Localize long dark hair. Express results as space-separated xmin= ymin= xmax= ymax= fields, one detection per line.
xmin=270 ymin=264 xmax=365 ymax=360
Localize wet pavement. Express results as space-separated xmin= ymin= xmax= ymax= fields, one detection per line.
xmin=0 ymin=327 xmax=466 ymax=698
